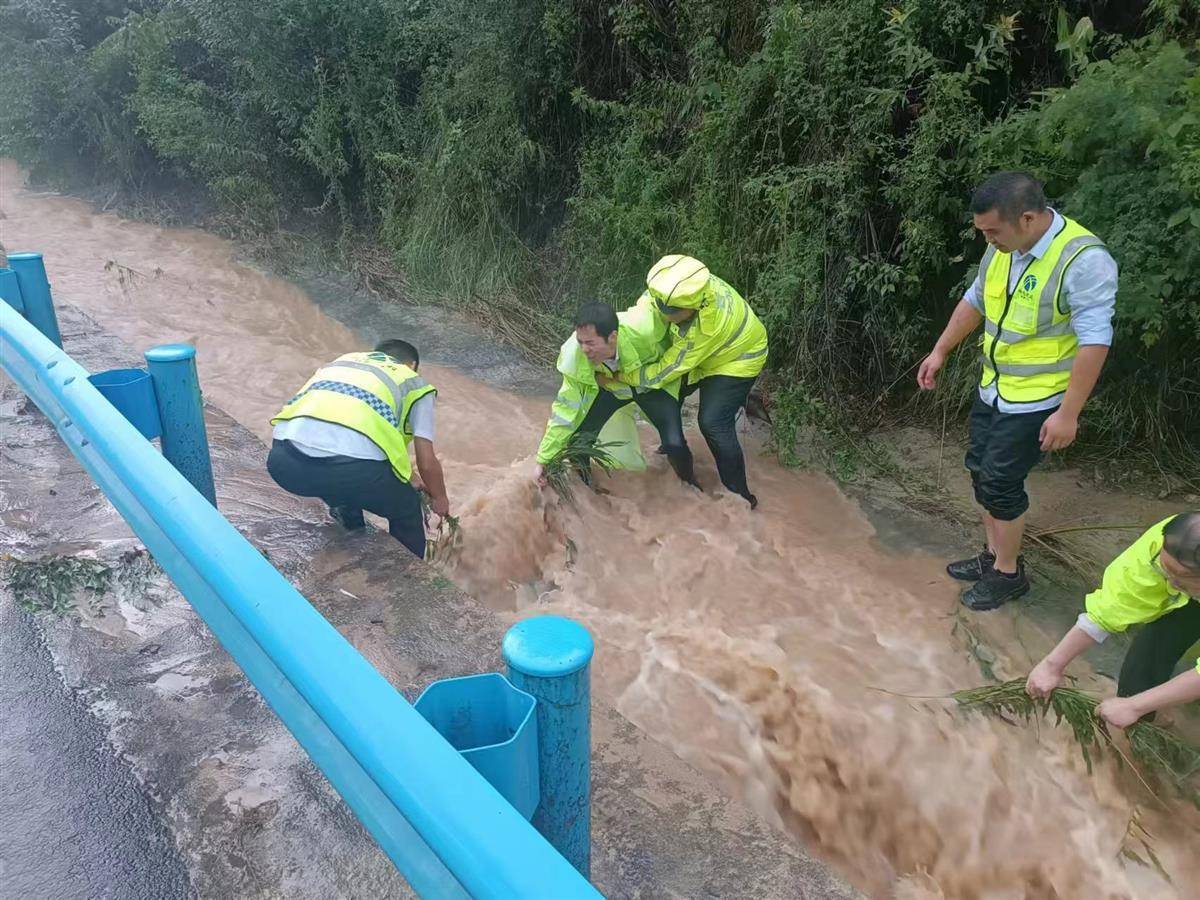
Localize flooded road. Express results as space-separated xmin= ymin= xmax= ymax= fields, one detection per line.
xmin=3 ymin=159 xmax=1196 ymax=898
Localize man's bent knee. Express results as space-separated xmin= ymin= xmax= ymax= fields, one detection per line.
xmin=970 ymin=471 xmax=987 ymax=509
xmin=698 ymin=413 xmax=736 ymax=442
xmin=976 ymin=477 xmax=1028 ymax=521
xmin=660 ymin=434 xmax=689 ymax=454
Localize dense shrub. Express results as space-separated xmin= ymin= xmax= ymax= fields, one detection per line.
xmin=1 ymin=0 xmax=1197 ymax=465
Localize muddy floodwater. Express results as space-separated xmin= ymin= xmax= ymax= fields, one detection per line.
xmin=3 ymin=159 xmax=1196 ymax=899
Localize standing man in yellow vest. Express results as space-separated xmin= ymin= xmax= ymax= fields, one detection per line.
xmin=267 ymin=339 xmax=448 ymax=558
xmin=918 ymin=172 xmax=1118 ymax=610
xmin=1026 ymin=513 xmax=1200 ymax=727
xmin=603 ymin=255 xmax=768 ymax=508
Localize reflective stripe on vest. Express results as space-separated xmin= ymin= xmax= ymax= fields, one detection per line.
xmin=982 ymin=317 xmax=1075 ymax=343
xmin=322 ymin=360 xmax=428 ymax=418
xmin=980 ymin=355 xmax=1076 ymax=376
xmin=287 ymin=379 xmax=402 ymax=428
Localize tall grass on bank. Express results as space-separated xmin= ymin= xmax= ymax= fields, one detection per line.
xmin=2 ymin=1 xmax=1197 ymax=477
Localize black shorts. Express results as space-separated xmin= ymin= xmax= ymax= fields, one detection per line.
xmin=964 ymin=396 xmax=1055 ymax=521
xmin=1118 ymin=599 xmax=1200 ymax=698
xmin=266 ymin=440 xmax=425 ymax=557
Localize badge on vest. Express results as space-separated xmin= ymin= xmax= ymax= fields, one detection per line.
xmin=1009 ymin=273 xmax=1040 ymax=329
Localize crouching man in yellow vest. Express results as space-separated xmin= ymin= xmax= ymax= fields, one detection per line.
xmin=1027 ymin=513 xmax=1200 ymax=727
xmin=267 ymin=339 xmax=449 ymax=558
xmin=534 ymin=300 xmax=698 ymax=488
xmin=602 ymin=255 xmax=768 ymax=508
xmin=918 ymin=172 xmax=1118 ymax=611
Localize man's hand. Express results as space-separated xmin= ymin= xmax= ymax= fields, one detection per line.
xmin=1039 ymin=409 xmax=1079 ymax=452
xmin=1026 ymin=658 xmax=1065 ymax=699
xmin=916 ymin=349 xmax=946 ymax=391
xmin=1096 ymin=696 xmax=1142 ymax=730
xmin=428 ymin=493 xmax=450 ymax=518
xmin=533 ymin=463 xmax=548 ymax=487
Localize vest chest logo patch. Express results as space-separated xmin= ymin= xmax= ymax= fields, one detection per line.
xmin=1021 ymin=273 xmax=1038 ymax=293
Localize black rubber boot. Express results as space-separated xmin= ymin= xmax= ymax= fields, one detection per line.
xmin=947 ymin=547 xmax=995 ymax=581
xmin=329 ymin=504 xmax=366 ymax=530
xmin=960 ymin=561 xmax=1030 ymax=611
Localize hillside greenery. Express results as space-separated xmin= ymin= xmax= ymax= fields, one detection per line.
xmin=2 ymin=0 xmax=1197 ymax=474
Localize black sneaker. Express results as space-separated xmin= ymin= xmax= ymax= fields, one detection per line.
xmin=329 ymin=505 xmax=366 ymax=530
xmin=744 ymin=493 xmax=758 ymax=510
xmin=960 ymin=562 xmax=1030 ymax=611
xmin=947 ymin=547 xmax=995 ymax=582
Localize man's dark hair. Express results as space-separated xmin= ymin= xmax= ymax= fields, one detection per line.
xmin=1163 ymin=512 xmax=1200 ymax=571
xmin=574 ymin=302 xmax=619 ymax=339
xmin=970 ymin=171 xmax=1048 ymax=223
xmin=374 ymin=339 xmax=419 ymax=368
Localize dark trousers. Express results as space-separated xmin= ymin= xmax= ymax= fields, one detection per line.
xmin=1118 ymin=599 xmax=1200 ymax=698
xmin=577 ymin=387 xmax=696 ymax=484
xmin=267 ymin=440 xmax=425 ymax=558
xmin=964 ymin=396 xmax=1055 ymax=521
xmin=680 ymin=374 xmax=756 ymax=500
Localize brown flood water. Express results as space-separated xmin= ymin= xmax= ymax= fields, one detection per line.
xmin=3 ymin=160 xmax=1196 ymax=899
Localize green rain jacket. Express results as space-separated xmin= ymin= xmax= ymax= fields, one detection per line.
xmin=536 ymin=298 xmax=673 ymax=465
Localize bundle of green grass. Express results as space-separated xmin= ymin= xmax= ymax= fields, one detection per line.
xmin=955 ymin=679 xmax=1200 ymax=808
xmin=543 ymin=434 xmax=621 ymax=505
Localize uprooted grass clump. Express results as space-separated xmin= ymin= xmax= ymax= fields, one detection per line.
xmin=424 ymin=513 xmax=461 ymax=564
xmin=954 ymin=679 xmax=1200 ymax=808
xmin=543 ymin=435 xmax=621 ymax=506
xmin=4 ymin=554 xmax=113 ymax=616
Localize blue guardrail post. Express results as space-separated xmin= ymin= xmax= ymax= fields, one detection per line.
xmin=7 ymin=252 xmax=63 ymax=347
xmin=145 ymin=344 xmax=216 ymax=505
xmin=503 ymin=615 xmax=594 ymax=877
xmin=0 ymin=267 xmax=27 ymax=314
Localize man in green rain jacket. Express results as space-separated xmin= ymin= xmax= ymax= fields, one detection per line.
xmin=607 ymin=255 xmax=768 ymax=508
xmin=1027 ymin=512 xmax=1200 ymax=727
xmin=534 ymin=300 xmax=698 ymax=487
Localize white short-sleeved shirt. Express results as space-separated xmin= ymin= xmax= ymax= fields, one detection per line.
xmin=964 ymin=209 xmax=1118 ymax=413
xmin=273 ymin=394 xmax=436 ymax=459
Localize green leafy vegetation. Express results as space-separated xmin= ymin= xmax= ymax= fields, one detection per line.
xmin=2 ymin=1 xmax=1197 ymax=472
xmin=4 ymin=554 xmax=113 ymax=616
xmin=2 ymin=549 xmax=164 ymax=617
xmin=954 ymin=678 xmax=1200 ymax=807
xmin=544 ymin=434 xmax=622 ymax=505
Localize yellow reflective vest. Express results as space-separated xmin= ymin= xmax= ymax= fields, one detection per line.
xmin=536 ymin=298 xmax=672 ymax=466
xmin=979 ymin=216 xmax=1104 ymax=405
xmin=1085 ymin=517 xmax=1198 ymax=674
xmin=619 ymin=274 xmax=767 ymax=391
xmin=271 ymin=352 xmax=436 ymax=483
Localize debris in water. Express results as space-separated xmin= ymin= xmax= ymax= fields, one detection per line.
xmin=954 ymin=678 xmax=1200 ymax=805
xmin=1119 ymin=807 xmax=1172 ymax=883
xmin=543 ymin=434 xmax=620 ymax=506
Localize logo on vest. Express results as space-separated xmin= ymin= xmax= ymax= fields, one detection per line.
xmin=1021 ymin=273 xmax=1039 ymax=293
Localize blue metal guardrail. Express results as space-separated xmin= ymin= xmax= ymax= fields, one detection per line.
xmin=0 ymin=302 xmax=601 ymax=899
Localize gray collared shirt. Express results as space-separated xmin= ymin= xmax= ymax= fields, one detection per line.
xmin=964 ymin=209 xmax=1118 ymax=413
xmin=602 ymin=344 xmax=620 ymax=373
